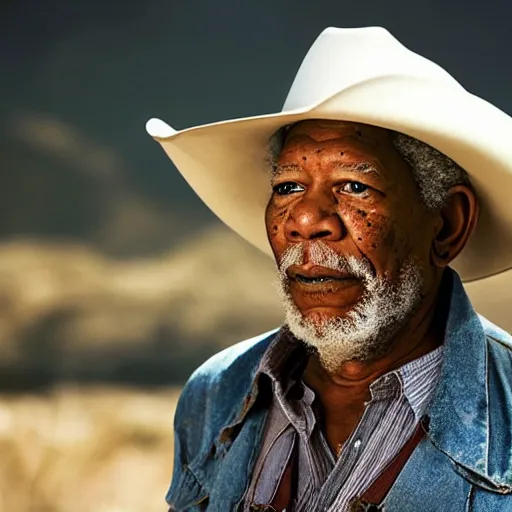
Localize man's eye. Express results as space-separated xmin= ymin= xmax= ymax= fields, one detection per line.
xmin=341 ymin=182 xmax=369 ymax=194
xmin=273 ymin=182 xmax=304 ymax=195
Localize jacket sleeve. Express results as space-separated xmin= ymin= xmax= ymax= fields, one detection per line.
xmin=166 ymin=375 xmax=210 ymax=511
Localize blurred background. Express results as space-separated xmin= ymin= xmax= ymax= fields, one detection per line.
xmin=1 ymin=0 xmax=512 ymax=510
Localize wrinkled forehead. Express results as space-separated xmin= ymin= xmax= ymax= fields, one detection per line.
xmin=269 ymin=119 xmax=417 ymax=186
xmin=270 ymin=120 xmax=396 ymax=167
xmin=284 ymin=119 xmax=389 ymax=143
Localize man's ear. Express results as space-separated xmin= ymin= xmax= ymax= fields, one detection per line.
xmin=431 ymin=185 xmax=479 ymax=268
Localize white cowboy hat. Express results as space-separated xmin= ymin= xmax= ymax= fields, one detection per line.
xmin=146 ymin=27 xmax=512 ymax=330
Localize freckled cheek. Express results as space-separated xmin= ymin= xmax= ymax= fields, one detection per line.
xmin=265 ymin=203 xmax=287 ymax=245
xmin=342 ymin=207 xmax=389 ymax=251
xmin=343 ymin=206 xmax=418 ymax=276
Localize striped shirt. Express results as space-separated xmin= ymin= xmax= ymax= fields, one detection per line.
xmin=244 ymin=332 xmax=444 ymax=512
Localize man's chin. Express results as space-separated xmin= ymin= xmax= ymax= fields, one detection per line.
xmin=284 ymin=306 xmax=391 ymax=372
xmin=300 ymin=307 xmax=353 ymax=327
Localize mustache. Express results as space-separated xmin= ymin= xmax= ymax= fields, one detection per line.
xmin=278 ymin=241 xmax=374 ymax=280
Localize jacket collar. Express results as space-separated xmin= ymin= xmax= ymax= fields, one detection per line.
xmin=427 ymin=269 xmax=512 ymax=491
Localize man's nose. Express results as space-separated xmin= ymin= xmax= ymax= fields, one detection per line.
xmin=284 ymin=196 xmax=345 ymax=242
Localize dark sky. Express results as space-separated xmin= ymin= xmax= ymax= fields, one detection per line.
xmin=2 ymin=0 xmax=512 ymax=248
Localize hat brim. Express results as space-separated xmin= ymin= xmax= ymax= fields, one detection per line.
xmin=147 ymin=74 xmax=512 ymax=327
xmin=464 ymin=267 xmax=512 ymax=333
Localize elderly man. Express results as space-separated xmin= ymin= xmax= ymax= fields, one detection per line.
xmin=147 ymin=27 xmax=512 ymax=511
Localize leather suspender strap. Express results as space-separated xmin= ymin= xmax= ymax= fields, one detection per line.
xmin=350 ymin=423 xmax=425 ymax=510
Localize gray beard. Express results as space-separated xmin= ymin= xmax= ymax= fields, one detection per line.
xmin=275 ymin=241 xmax=424 ymax=373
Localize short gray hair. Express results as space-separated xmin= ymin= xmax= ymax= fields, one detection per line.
xmin=267 ymin=124 xmax=471 ymax=211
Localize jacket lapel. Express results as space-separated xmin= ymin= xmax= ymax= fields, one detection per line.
xmin=426 ymin=270 xmax=512 ymax=491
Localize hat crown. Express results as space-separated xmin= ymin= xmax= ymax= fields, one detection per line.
xmin=283 ymin=27 xmax=463 ymax=111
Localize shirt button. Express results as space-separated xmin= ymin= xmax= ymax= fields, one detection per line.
xmin=353 ymin=438 xmax=362 ymax=449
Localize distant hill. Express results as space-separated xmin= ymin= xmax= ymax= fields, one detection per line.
xmin=0 ymin=227 xmax=283 ymax=389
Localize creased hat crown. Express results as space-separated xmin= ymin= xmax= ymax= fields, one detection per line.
xmin=283 ymin=27 xmax=463 ymax=111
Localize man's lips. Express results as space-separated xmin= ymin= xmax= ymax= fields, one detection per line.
xmin=286 ymin=264 xmax=363 ymax=306
xmin=286 ymin=264 xmax=356 ymax=284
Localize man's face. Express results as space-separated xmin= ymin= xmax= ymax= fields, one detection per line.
xmin=265 ymin=120 xmax=439 ymax=367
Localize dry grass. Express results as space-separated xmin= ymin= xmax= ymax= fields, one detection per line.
xmin=0 ymin=386 xmax=181 ymax=512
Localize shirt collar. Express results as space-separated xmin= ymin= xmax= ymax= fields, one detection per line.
xmin=257 ymin=314 xmax=444 ymax=437
xmin=396 ymin=344 xmax=444 ymax=420
xmin=256 ymin=329 xmax=311 ymax=434
xmin=258 ymin=314 xmax=443 ymax=421
xmin=257 ymin=328 xmax=308 ymax=398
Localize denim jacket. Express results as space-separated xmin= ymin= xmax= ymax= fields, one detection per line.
xmin=166 ymin=270 xmax=512 ymax=511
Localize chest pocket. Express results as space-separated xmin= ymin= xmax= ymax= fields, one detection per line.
xmin=166 ymin=466 xmax=209 ymax=512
